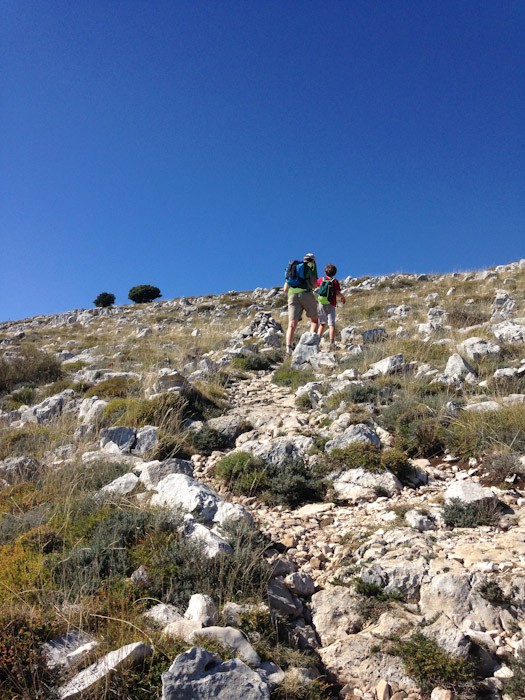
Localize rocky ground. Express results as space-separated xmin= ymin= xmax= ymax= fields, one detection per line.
xmin=1 ymin=260 xmax=525 ymax=699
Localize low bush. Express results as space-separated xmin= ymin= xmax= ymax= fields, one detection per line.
xmin=3 ymin=386 xmax=36 ymax=409
xmin=189 ymin=426 xmax=229 ymax=455
xmin=380 ymin=396 xmax=447 ymax=457
xmin=447 ymin=304 xmax=491 ymax=328
xmin=272 ymin=364 xmax=315 ymax=391
xmin=215 ymin=453 xmax=326 ymax=507
xmin=0 ymin=346 xmax=62 ymax=394
xmin=84 ymin=376 xmax=141 ymax=399
xmin=93 ymin=292 xmax=115 ymax=308
xmin=479 ymin=451 xmax=523 ymax=487
xmin=505 ymin=648 xmax=525 ymax=699
xmin=214 ymin=452 xmax=269 ymax=496
xmin=380 ymin=448 xmax=413 ymax=485
xmin=477 ymin=579 xmax=510 ymax=607
xmin=391 ymin=632 xmax=477 ymax=697
xmin=322 ymin=443 xmax=382 ymax=474
xmin=231 ymin=351 xmax=281 ymax=372
xmin=352 ymin=577 xmax=404 ymax=623
xmin=128 ymin=285 xmax=161 ymax=304
xmin=445 ymin=405 xmax=525 ymax=458
xmin=442 ymin=498 xmax=501 ymax=528
xmin=264 ymin=456 xmax=326 ymax=507
xmin=0 ymin=425 xmax=54 ymax=460
xmin=0 ymin=608 xmax=60 ymax=699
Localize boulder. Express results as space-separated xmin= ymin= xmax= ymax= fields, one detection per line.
xmin=150 ymin=473 xmax=221 ymax=521
xmin=59 ymin=642 xmax=153 ymax=699
xmin=460 ymin=337 xmax=501 ymax=360
xmin=100 ymin=472 xmax=139 ymax=496
xmin=236 ymin=435 xmax=313 ymax=465
xmin=325 ymin=424 xmax=381 ymax=452
xmin=444 ymin=480 xmax=496 ymax=504
xmin=267 ymin=579 xmax=303 ymax=618
xmin=182 ymin=515 xmax=233 ymax=558
xmin=132 ymin=426 xmax=159 ymax=456
xmin=144 ymin=603 xmax=182 ymax=627
xmin=188 ymin=626 xmax=260 ymax=666
xmin=161 ymin=647 xmax=270 ymax=700
xmin=184 ymin=594 xmax=218 ymax=627
xmin=291 ymin=332 xmax=320 ymax=368
xmin=331 ymin=468 xmax=402 ymax=503
xmin=492 ymin=321 xmax=525 ymax=343
xmin=310 ymin=585 xmax=362 ymax=645
xmin=0 ymin=456 xmax=41 ymax=484
xmin=99 ymin=427 xmax=136 ymax=454
xmin=369 ymin=354 xmax=405 ymax=376
xmin=207 ymin=415 xmax=250 ymax=444
xmin=138 ymin=457 xmax=193 ymax=488
xmin=443 ymin=354 xmax=477 ymax=381
xmin=361 ymin=328 xmax=386 ymax=343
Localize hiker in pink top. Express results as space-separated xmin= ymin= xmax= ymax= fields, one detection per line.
xmin=316 ymin=263 xmax=346 ymax=350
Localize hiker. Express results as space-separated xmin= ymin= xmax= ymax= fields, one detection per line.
xmin=283 ymin=253 xmax=319 ymax=355
xmin=316 ymin=263 xmax=346 ymax=350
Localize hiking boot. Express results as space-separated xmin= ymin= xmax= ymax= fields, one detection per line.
xmin=285 ymin=345 xmax=293 ymax=356
xmin=329 ymin=342 xmax=338 ymax=351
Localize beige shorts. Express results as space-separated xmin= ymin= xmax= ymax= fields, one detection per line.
xmin=288 ymin=291 xmax=318 ymax=322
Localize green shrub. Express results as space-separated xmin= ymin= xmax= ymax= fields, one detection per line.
xmin=480 ymin=451 xmax=523 ymax=487
xmin=231 ymin=352 xmax=281 ymax=372
xmin=380 ymin=396 xmax=447 ymax=457
xmin=4 ymin=386 xmax=36 ymax=409
xmin=380 ymin=449 xmax=413 ymax=485
xmin=93 ymin=292 xmax=115 ymax=308
xmin=323 ymin=443 xmax=382 ymax=474
xmin=0 ymin=346 xmax=62 ymax=394
xmin=477 ymin=579 xmax=510 ymax=606
xmin=264 ymin=456 xmax=326 ymax=507
xmin=0 ymin=425 xmax=53 ymax=460
xmin=214 ymin=452 xmax=269 ymax=496
xmin=215 ymin=454 xmax=326 ymax=508
xmin=272 ymin=364 xmax=315 ymax=391
xmin=0 ymin=608 xmax=60 ymax=699
xmin=352 ymin=577 xmax=404 ymax=623
xmin=189 ymin=426 xmax=229 ymax=455
xmin=505 ymin=648 xmax=525 ymax=699
xmin=84 ymin=376 xmax=141 ymax=399
xmin=446 ymin=406 xmax=525 ymax=458
xmin=442 ymin=498 xmax=501 ymax=528
xmin=391 ymin=632 xmax=477 ymax=696
xmin=128 ymin=285 xmax=162 ymax=304
xmin=446 ymin=304 xmax=490 ymax=328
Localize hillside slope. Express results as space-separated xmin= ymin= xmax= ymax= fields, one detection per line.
xmin=1 ymin=260 xmax=525 ymax=699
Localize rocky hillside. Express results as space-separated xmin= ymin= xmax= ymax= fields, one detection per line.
xmin=1 ymin=259 xmax=525 ymax=700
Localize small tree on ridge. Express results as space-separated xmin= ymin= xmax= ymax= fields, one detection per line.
xmin=94 ymin=292 xmax=115 ymax=308
xmin=128 ymin=285 xmax=162 ymax=304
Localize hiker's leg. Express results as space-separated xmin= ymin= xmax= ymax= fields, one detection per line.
xmin=328 ymin=325 xmax=336 ymax=342
xmin=318 ymin=323 xmax=327 ymax=337
xmin=309 ymin=317 xmax=318 ymax=334
xmin=286 ymin=319 xmax=299 ymax=347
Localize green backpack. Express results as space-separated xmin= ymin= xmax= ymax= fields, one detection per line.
xmin=318 ymin=277 xmax=335 ymax=305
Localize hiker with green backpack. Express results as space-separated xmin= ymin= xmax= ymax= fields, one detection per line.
xmin=283 ymin=253 xmax=319 ymax=355
xmin=316 ymin=263 xmax=346 ymax=350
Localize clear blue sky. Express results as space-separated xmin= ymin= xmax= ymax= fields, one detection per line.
xmin=1 ymin=1 xmax=524 ymax=322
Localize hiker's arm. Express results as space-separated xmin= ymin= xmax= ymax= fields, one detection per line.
xmin=310 ymin=275 xmax=319 ymax=289
xmin=338 ymin=291 xmax=346 ymax=304
xmin=283 ymin=282 xmax=289 ymax=293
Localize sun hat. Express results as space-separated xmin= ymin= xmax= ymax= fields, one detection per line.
xmin=303 ymin=253 xmax=316 ymax=261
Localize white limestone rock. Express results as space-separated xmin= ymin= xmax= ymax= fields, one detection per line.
xmin=184 ymin=594 xmax=218 ymax=627
xmin=325 ymin=424 xmax=381 ymax=452
xmin=150 ymin=473 xmax=221 ymax=521
xmin=161 ymin=647 xmax=270 ymax=700
xmin=59 ymin=642 xmax=153 ymax=699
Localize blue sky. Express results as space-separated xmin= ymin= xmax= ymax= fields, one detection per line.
xmin=1 ymin=1 xmax=524 ymax=321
